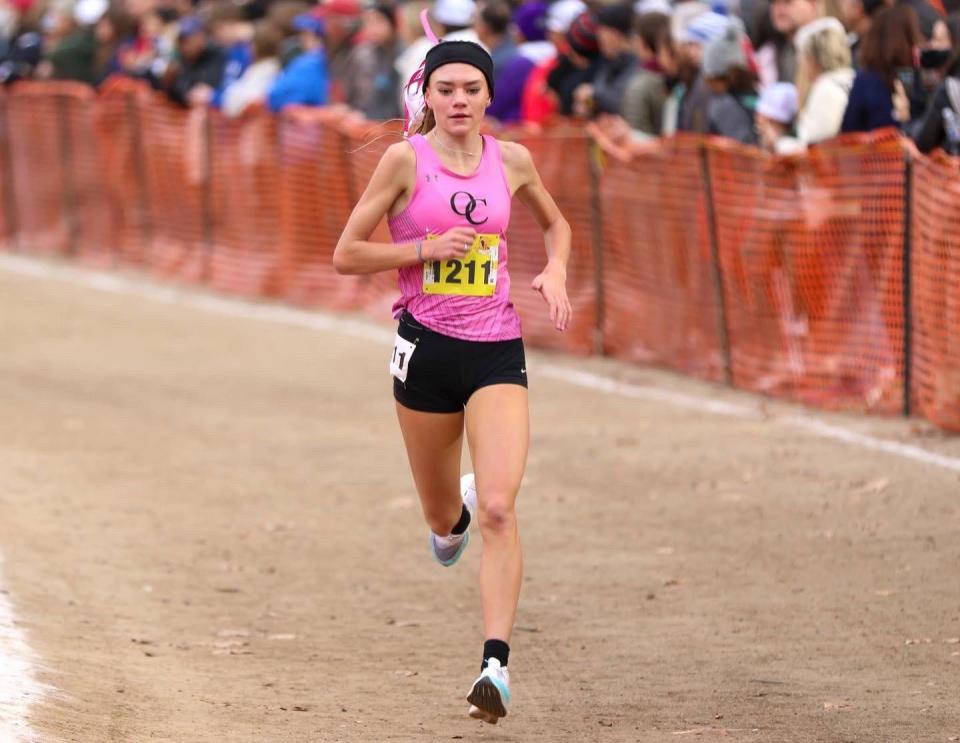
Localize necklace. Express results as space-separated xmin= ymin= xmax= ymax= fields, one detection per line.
xmin=429 ymin=131 xmax=481 ymax=158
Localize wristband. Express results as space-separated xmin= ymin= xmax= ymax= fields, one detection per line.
xmin=415 ymin=239 xmax=424 ymax=262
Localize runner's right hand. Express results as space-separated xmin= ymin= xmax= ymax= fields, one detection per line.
xmin=423 ymin=227 xmax=477 ymax=262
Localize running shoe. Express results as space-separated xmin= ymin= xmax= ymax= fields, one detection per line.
xmin=429 ymin=473 xmax=478 ymax=567
xmin=467 ymin=657 xmax=510 ymax=724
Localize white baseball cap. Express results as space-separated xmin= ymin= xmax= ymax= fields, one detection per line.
xmin=73 ymin=0 xmax=108 ymax=25
xmin=756 ymin=82 xmax=799 ymax=124
xmin=670 ymin=2 xmax=708 ymax=42
xmin=432 ymin=0 xmax=477 ymax=27
xmin=634 ymin=0 xmax=672 ymax=16
xmin=546 ymin=0 xmax=587 ymax=33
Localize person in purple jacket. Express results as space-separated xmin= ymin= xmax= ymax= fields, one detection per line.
xmin=487 ymin=2 xmax=554 ymax=123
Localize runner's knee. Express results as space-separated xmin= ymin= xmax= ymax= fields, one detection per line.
xmin=478 ymin=497 xmax=516 ymax=535
xmin=423 ymin=500 xmax=462 ymax=536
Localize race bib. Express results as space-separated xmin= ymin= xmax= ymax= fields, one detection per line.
xmin=422 ymin=234 xmax=499 ymax=296
xmin=389 ymin=334 xmax=417 ymax=383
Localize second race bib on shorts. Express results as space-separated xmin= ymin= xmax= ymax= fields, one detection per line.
xmin=389 ymin=333 xmax=416 ymax=383
xmin=422 ymin=234 xmax=499 ymax=297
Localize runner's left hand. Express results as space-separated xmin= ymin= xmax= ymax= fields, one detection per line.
xmin=531 ymin=268 xmax=571 ymax=332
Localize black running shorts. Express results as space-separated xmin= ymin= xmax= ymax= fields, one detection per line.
xmin=392 ymin=312 xmax=527 ymax=413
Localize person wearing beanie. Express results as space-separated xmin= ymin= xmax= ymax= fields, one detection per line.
xmin=573 ymin=2 xmax=637 ymax=116
xmin=487 ymin=2 xmax=555 ymax=122
xmin=665 ymin=10 xmax=730 ymax=133
xmin=334 ymin=37 xmax=574 ymax=728
xmin=755 ymin=81 xmax=803 ymax=152
xmin=702 ymin=19 xmax=759 ymax=143
xmin=546 ymin=10 xmax=603 ymax=115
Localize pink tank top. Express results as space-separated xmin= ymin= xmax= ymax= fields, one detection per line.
xmin=388 ymin=133 xmax=522 ymax=342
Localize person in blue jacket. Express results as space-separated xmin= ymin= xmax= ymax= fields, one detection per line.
xmin=268 ymin=12 xmax=330 ymax=111
xmin=841 ymin=5 xmax=923 ymax=133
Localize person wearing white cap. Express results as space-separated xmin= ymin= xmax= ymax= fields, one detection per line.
xmin=74 ymin=0 xmax=109 ymax=27
xmin=546 ymin=0 xmax=587 ymax=38
xmin=755 ymin=81 xmax=804 ymax=153
xmin=395 ymin=0 xmax=483 ymax=97
xmin=432 ymin=0 xmax=480 ymax=41
xmin=793 ymin=16 xmax=854 ymax=144
xmin=663 ymin=10 xmax=732 ymax=134
xmin=514 ymin=0 xmax=586 ymax=125
xmin=42 ymin=0 xmax=108 ymax=84
xmin=669 ymin=1 xmax=709 ymax=46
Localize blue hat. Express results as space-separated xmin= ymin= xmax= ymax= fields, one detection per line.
xmin=679 ymin=11 xmax=728 ymax=44
xmin=178 ymin=15 xmax=206 ymax=37
xmin=293 ymin=12 xmax=325 ymax=34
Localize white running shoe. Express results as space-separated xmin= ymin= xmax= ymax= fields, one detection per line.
xmin=467 ymin=657 xmax=510 ymax=724
xmin=429 ymin=474 xmax=478 ymax=567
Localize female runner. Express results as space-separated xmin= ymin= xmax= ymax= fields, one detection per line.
xmin=333 ymin=40 xmax=572 ymax=725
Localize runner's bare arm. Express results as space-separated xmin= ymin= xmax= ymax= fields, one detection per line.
xmin=502 ymin=141 xmax=573 ymax=331
xmin=332 ymin=143 xmax=427 ymax=275
xmin=334 ymin=143 xmax=476 ymax=275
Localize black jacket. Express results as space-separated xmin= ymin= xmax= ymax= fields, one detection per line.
xmin=166 ymin=45 xmax=226 ymax=106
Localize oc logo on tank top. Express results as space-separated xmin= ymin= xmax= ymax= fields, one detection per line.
xmin=450 ymin=191 xmax=488 ymax=226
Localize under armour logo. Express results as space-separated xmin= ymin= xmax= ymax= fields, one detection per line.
xmin=450 ymin=191 xmax=488 ymax=226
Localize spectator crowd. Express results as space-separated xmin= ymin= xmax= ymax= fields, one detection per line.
xmin=2 ymin=0 xmax=960 ymax=154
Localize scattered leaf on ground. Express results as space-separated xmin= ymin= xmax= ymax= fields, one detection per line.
xmin=823 ymin=701 xmax=851 ymax=710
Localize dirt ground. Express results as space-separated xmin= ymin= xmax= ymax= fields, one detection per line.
xmin=1 ymin=260 xmax=959 ymax=743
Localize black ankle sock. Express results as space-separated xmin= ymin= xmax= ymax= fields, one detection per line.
xmin=450 ymin=504 xmax=470 ymax=535
xmin=482 ymin=639 xmax=510 ymax=670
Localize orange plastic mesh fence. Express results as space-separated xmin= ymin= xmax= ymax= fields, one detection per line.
xmin=4 ymin=86 xmax=960 ymax=429
xmin=708 ymin=132 xmax=906 ymax=413
xmin=88 ymin=78 xmax=156 ymax=267
xmin=0 ymin=94 xmax=17 ymax=248
xmin=337 ymin=117 xmax=404 ymax=320
xmin=911 ymin=151 xmax=960 ymax=431
xmin=208 ymin=105 xmax=283 ymax=297
xmin=275 ymin=107 xmax=364 ymax=308
xmin=139 ymin=91 xmax=209 ymax=282
xmin=499 ymin=126 xmax=596 ymax=356
xmin=601 ymin=135 xmax=723 ymax=380
xmin=67 ymin=79 xmax=147 ymax=268
xmin=4 ymin=83 xmax=78 ymax=256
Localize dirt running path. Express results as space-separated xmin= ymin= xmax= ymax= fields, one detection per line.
xmin=0 ymin=263 xmax=958 ymax=743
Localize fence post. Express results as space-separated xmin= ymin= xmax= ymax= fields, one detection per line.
xmin=902 ymin=151 xmax=913 ymax=417
xmin=124 ymin=91 xmax=153 ymax=261
xmin=200 ymin=108 xmax=215 ymax=282
xmin=0 ymin=94 xmax=19 ymax=252
xmin=587 ymin=137 xmax=605 ymax=355
xmin=699 ymin=143 xmax=733 ymax=386
xmin=55 ymin=93 xmax=80 ymax=256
